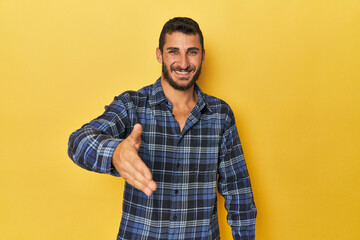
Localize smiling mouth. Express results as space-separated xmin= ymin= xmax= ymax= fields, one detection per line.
xmin=174 ymin=70 xmax=191 ymax=75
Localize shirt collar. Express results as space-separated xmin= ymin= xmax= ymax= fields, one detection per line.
xmin=149 ymin=78 xmax=212 ymax=113
xmin=149 ymin=78 xmax=168 ymax=107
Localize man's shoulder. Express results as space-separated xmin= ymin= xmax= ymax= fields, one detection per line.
xmin=201 ymin=93 xmax=238 ymax=130
xmin=202 ymin=92 xmax=233 ymax=115
xmin=113 ymin=83 xmax=153 ymax=105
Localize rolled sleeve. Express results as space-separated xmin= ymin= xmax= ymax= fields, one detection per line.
xmin=68 ymin=96 xmax=131 ymax=176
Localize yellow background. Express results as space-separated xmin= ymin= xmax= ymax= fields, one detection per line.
xmin=1 ymin=0 xmax=359 ymax=239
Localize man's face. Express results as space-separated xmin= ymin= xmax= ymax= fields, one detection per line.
xmin=156 ymin=32 xmax=205 ymax=91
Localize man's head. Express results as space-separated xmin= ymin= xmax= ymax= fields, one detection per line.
xmin=159 ymin=17 xmax=204 ymax=54
xmin=157 ymin=17 xmax=205 ymax=91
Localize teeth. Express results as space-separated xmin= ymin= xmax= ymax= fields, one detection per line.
xmin=175 ymin=70 xmax=190 ymax=75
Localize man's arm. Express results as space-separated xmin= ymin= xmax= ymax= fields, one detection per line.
xmin=67 ymin=105 xmax=125 ymax=175
xmin=68 ymin=97 xmax=156 ymax=196
xmin=218 ymin=110 xmax=257 ymax=240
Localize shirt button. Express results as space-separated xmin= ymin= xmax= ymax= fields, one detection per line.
xmin=175 ymin=189 xmax=179 ymax=194
xmin=173 ymin=215 xmax=177 ymax=221
xmin=176 ymin=163 xmax=180 ymax=168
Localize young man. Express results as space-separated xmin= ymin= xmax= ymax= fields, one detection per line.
xmin=68 ymin=17 xmax=257 ymax=240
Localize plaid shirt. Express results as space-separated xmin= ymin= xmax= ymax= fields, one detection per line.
xmin=68 ymin=79 xmax=257 ymax=240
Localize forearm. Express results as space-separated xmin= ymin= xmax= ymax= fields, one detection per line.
xmin=68 ymin=124 xmax=123 ymax=176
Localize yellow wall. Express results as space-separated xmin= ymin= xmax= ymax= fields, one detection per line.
xmin=1 ymin=0 xmax=359 ymax=239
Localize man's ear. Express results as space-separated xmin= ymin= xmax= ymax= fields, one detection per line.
xmin=202 ymin=49 xmax=205 ymax=63
xmin=156 ymin=48 xmax=163 ymax=63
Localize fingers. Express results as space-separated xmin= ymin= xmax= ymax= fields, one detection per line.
xmin=121 ymin=169 xmax=157 ymax=197
xmin=128 ymin=123 xmax=142 ymax=149
xmin=129 ymin=155 xmax=157 ymax=196
xmin=120 ymin=154 xmax=157 ymax=194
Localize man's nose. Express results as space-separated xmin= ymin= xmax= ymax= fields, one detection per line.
xmin=178 ymin=54 xmax=190 ymax=69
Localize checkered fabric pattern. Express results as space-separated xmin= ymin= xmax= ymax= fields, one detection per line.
xmin=68 ymin=79 xmax=257 ymax=240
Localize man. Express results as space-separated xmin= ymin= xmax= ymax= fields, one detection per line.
xmin=68 ymin=17 xmax=257 ymax=240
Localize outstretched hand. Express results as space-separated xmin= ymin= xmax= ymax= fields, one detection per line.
xmin=112 ymin=124 xmax=157 ymax=196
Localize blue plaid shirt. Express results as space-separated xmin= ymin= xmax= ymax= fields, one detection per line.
xmin=68 ymin=79 xmax=257 ymax=240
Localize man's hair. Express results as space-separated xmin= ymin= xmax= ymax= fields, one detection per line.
xmin=159 ymin=17 xmax=204 ymax=53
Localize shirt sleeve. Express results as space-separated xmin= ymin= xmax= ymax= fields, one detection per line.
xmin=67 ymin=96 xmax=131 ymax=176
xmin=217 ymin=109 xmax=257 ymax=240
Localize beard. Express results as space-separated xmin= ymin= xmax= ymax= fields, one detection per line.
xmin=162 ymin=62 xmax=202 ymax=91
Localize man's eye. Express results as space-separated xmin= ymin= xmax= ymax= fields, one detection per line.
xmin=169 ymin=51 xmax=178 ymax=54
xmin=188 ymin=51 xmax=198 ymax=55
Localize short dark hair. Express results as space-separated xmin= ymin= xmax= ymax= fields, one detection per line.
xmin=159 ymin=17 xmax=204 ymax=53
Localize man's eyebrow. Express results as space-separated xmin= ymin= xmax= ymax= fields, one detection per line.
xmin=187 ymin=47 xmax=200 ymax=51
xmin=166 ymin=47 xmax=200 ymax=51
xmin=166 ymin=47 xmax=179 ymax=51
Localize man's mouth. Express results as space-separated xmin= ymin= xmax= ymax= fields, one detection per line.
xmin=172 ymin=66 xmax=195 ymax=77
xmin=174 ymin=70 xmax=191 ymax=75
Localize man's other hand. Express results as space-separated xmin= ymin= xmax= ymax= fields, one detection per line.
xmin=112 ymin=124 xmax=157 ymax=197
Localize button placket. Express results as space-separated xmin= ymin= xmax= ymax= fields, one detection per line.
xmin=170 ymin=136 xmax=181 ymax=226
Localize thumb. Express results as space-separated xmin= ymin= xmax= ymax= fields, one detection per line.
xmin=129 ymin=123 xmax=142 ymax=147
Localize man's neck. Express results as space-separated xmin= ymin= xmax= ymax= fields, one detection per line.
xmin=160 ymin=77 xmax=198 ymax=132
xmin=160 ymin=77 xmax=198 ymax=109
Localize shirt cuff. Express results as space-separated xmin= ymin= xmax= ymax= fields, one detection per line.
xmin=97 ymin=138 xmax=123 ymax=176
